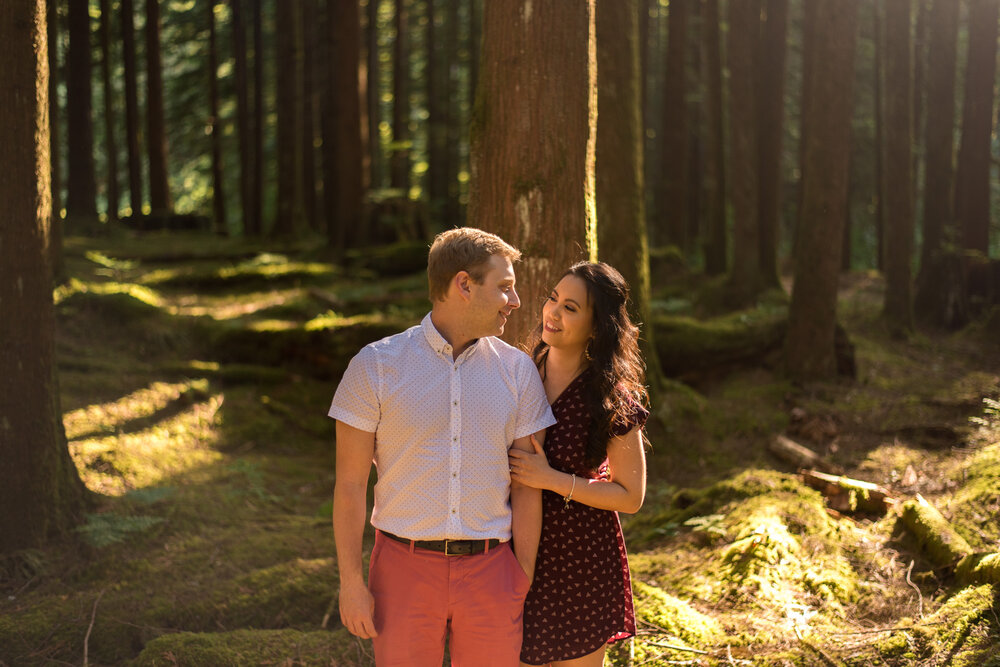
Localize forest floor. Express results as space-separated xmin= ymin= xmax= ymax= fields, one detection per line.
xmin=1 ymin=232 xmax=999 ymax=667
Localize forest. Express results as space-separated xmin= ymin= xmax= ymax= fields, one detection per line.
xmin=1 ymin=0 xmax=1000 ymax=665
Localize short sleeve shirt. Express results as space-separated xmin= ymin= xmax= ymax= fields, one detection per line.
xmin=329 ymin=313 xmax=556 ymax=540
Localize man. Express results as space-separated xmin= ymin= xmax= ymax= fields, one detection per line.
xmin=330 ymin=228 xmax=555 ymax=666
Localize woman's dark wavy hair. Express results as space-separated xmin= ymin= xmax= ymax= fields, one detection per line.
xmin=530 ymin=261 xmax=649 ymax=470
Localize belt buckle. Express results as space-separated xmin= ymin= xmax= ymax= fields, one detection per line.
xmin=444 ymin=539 xmax=454 ymax=556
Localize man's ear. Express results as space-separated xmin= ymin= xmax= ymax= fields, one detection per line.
xmin=453 ymin=271 xmax=473 ymax=302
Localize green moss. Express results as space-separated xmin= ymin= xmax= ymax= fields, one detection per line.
xmin=950 ymin=443 xmax=1000 ymax=549
xmin=957 ymin=552 xmax=1000 ymax=586
xmin=900 ymin=497 xmax=975 ymax=567
xmin=628 ymin=580 xmax=721 ymax=663
xmin=131 ymin=628 xmax=361 ymax=666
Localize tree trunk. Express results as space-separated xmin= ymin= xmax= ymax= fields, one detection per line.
xmin=726 ymin=0 xmax=763 ymax=301
xmin=468 ymin=0 xmax=481 ymax=132
xmin=208 ymin=1 xmax=228 ymax=234
xmin=955 ymin=0 xmax=999 ymax=303
xmin=882 ymin=0 xmax=915 ymax=335
xmin=873 ymin=0 xmax=884 ymax=271
xmin=785 ymin=0 xmax=858 ymax=380
xmin=914 ymin=0 xmax=963 ymax=330
xmin=757 ymin=0 xmax=787 ymax=289
xmin=251 ymin=0 xmax=264 ymax=235
xmin=702 ymin=0 xmax=726 ymax=276
xmin=912 ymin=0 xmax=928 ymax=205
xmin=366 ymin=0 xmax=381 ymax=191
xmin=443 ymin=0 xmax=461 ymax=227
xmin=595 ymin=0 xmax=660 ymax=389
xmin=145 ymin=0 xmax=172 ymax=214
xmin=426 ymin=0 xmax=447 ymax=221
xmin=390 ymin=0 xmax=410 ymax=192
xmin=302 ymin=0 xmax=321 ymax=232
xmin=66 ymin=0 xmax=97 ymax=220
xmin=660 ymin=0 xmax=688 ymax=250
xmin=121 ymin=0 xmax=143 ymax=216
xmin=47 ymin=0 xmax=65 ymax=282
xmin=469 ymin=0 xmax=598 ymax=348
xmin=232 ymin=0 xmax=253 ymax=235
xmin=327 ymin=0 xmax=364 ymax=250
xmin=99 ymin=0 xmax=119 ymax=222
xmin=0 ymin=0 xmax=90 ymax=552
xmin=275 ymin=0 xmax=304 ymax=237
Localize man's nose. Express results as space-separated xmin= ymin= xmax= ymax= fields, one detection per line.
xmin=509 ymin=288 xmax=521 ymax=309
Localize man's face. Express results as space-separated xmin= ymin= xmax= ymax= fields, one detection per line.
xmin=466 ymin=254 xmax=520 ymax=338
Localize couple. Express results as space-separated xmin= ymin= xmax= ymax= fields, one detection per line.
xmin=330 ymin=228 xmax=649 ymax=666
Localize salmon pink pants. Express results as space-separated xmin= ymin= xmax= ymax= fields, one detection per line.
xmin=368 ymin=530 xmax=531 ymax=666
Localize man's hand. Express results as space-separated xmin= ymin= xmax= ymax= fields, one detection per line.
xmin=339 ymin=577 xmax=378 ymax=638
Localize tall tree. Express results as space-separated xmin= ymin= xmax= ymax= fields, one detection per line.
xmin=0 ymin=0 xmax=90 ymax=552
xmin=145 ymin=0 xmax=172 ymax=214
xmin=426 ymin=0 xmax=448 ymax=219
xmin=47 ymin=0 xmax=65 ymax=282
xmin=785 ymin=0 xmax=858 ymax=380
xmin=208 ymin=0 xmax=228 ymax=234
xmin=882 ymin=0 xmax=915 ymax=335
xmin=726 ymin=0 xmax=764 ymax=301
xmin=301 ymin=0 xmax=321 ymax=231
xmin=326 ymin=0 xmax=364 ymax=250
xmin=366 ymin=0 xmax=381 ymax=190
xmin=250 ymin=0 xmax=264 ymax=235
xmin=873 ymin=0 xmax=885 ymax=270
xmin=660 ymin=0 xmax=689 ymax=249
xmin=390 ymin=0 xmax=411 ymax=193
xmin=66 ymin=0 xmax=97 ymax=220
xmin=121 ymin=0 xmax=143 ymax=216
xmin=702 ymin=0 xmax=726 ymax=276
xmin=443 ymin=0 xmax=462 ymax=227
xmin=232 ymin=0 xmax=253 ymax=235
xmin=912 ymin=0 xmax=928 ymax=202
xmin=955 ymin=0 xmax=999 ymax=302
xmin=596 ymin=0 xmax=660 ymax=389
xmin=914 ymin=0 xmax=964 ymax=327
xmin=469 ymin=0 xmax=597 ymax=347
xmin=275 ymin=0 xmax=305 ymax=237
xmin=99 ymin=0 xmax=119 ymax=222
xmin=757 ymin=0 xmax=788 ymax=289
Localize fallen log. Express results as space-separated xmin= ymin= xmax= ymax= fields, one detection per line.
xmin=768 ymin=435 xmax=841 ymax=474
xmin=899 ymin=495 xmax=975 ymax=568
xmin=800 ymin=470 xmax=895 ymax=514
xmin=956 ymin=552 xmax=1000 ymax=586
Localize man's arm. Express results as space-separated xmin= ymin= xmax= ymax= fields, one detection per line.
xmin=333 ymin=421 xmax=377 ymax=638
xmin=509 ymin=428 xmax=545 ymax=582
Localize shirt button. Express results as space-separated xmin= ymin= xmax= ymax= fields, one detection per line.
xmin=451 ymin=509 xmax=456 ymax=514
xmin=453 ymin=400 xmax=458 ymax=406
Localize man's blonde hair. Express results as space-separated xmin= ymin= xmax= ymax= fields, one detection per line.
xmin=427 ymin=228 xmax=521 ymax=302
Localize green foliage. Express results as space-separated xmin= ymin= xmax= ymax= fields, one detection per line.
xmin=76 ymin=513 xmax=165 ymax=548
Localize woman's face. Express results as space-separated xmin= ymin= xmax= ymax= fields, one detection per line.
xmin=541 ymin=274 xmax=594 ymax=354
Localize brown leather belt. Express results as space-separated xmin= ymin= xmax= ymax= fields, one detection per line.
xmin=381 ymin=531 xmax=502 ymax=556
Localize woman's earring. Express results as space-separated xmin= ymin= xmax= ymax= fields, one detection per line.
xmin=585 ymin=341 xmax=594 ymax=362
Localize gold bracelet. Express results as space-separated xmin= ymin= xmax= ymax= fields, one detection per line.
xmin=563 ymin=473 xmax=576 ymax=510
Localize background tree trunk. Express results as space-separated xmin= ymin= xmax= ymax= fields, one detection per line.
xmin=873 ymin=0 xmax=885 ymax=271
xmin=100 ymin=0 xmax=119 ymax=222
xmin=443 ymin=0 xmax=462 ymax=227
xmin=882 ymin=0 xmax=915 ymax=335
xmin=121 ymin=0 xmax=143 ymax=216
xmin=914 ymin=0 xmax=964 ymax=328
xmin=660 ymin=0 xmax=688 ymax=250
xmin=426 ymin=0 xmax=447 ymax=220
xmin=327 ymin=0 xmax=363 ymax=250
xmin=47 ymin=0 xmax=65 ymax=282
xmin=702 ymin=0 xmax=726 ymax=276
xmin=66 ymin=0 xmax=97 ymax=220
xmin=785 ymin=0 xmax=858 ymax=380
xmin=0 ymin=0 xmax=89 ymax=552
xmin=145 ymin=0 xmax=172 ymax=215
xmin=208 ymin=1 xmax=228 ymax=234
xmin=232 ymin=0 xmax=253 ymax=235
xmin=390 ymin=0 xmax=410 ymax=192
xmin=301 ymin=0 xmax=321 ymax=232
xmin=366 ymin=0 xmax=381 ymax=191
xmin=251 ymin=0 xmax=264 ymax=235
xmin=757 ymin=0 xmax=787 ymax=289
xmin=469 ymin=0 xmax=598 ymax=348
xmin=275 ymin=0 xmax=304 ymax=237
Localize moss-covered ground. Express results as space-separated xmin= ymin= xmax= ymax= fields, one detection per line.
xmin=2 ymin=235 xmax=999 ymax=666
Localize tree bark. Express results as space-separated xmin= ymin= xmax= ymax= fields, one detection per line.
xmin=121 ymin=0 xmax=143 ymax=216
xmin=955 ymin=0 xmax=999 ymax=302
xmin=390 ymin=0 xmax=410 ymax=192
xmin=366 ymin=0 xmax=381 ymax=190
xmin=443 ymin=0 xmax=461 ymax=227
xmin=208 ymin=1 xmax=228 ymax=234
xmin=232 ymin=0 xmax=253 ymax=235
xmin=469 ymin=0 xmax=598 ymax=348
xmin=757 ymin=0 xmax=787 ymax=289
xmin=302 ymin=0 xmax=321 ymax=232
xmin=702 ymin=0 xmax=726 ymax=276
xmin=426 ymin=0 xmax=448 ymax=221
xmin=66 ymin=0 xmax=97 ymax=220
xmin=100 ymin=0 xmax=119 ymax=222
xmin=47 ymin=0 xmax=65 ymax=282
xmin=660 ymin=0 xmax=688 ymax=250
xmin=145 ymin=0 xmax=172 ymax=214
xmin=0 ymin=0 xmax=89 ymax=552
xmin=785 ymin=0 xmax=858 ymax=381
xmin=914 ymin=0 xmax=964 ymax=328
xmin=251 ymin=0 xmax=264 ymax=234
xmin=873 ymin=0 xmax=884 ymax=271
xmin=882 ymin=0 xmax=915 ymax=335
xmin=275 ymin=0 xmax=305 ymax=237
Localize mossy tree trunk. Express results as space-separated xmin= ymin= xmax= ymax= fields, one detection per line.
xmin=145 ymin=0 xmax=172 ymax=215
xmin=882 ymin=0 xmax=915 ymax=336
xmin=0 ymin=0 xmax=90 ymax=552
xmin=785 ymin=0 xmax=858 ymax=380
xmin=701 ymin=0 xmax=727 ymax=277
xmin=469 ymin=0 xmax=597 ymax=348
xmin=914 ymin=0 xmax=965 ymax=328
xmin=595 ymin=0 xmax=662 ymax=392
xmin=659 ymin=0 xmax=688 ymax=251
xmin=955 ymin=0 xmax=999 ymax=304
xmin=66 ymin=0 xmax=97 ymax=221
xmin=757 ymin=0 xmax=787 ymax=290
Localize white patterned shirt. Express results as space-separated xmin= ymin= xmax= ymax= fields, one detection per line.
xmin=329 ymin=313 xmax=556 ymax=540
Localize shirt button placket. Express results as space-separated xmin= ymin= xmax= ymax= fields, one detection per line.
xmin=448 ymin=360 xmax=462 ymax=535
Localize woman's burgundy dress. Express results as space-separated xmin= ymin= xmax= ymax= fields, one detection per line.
xmin=520 ymin=371 xmax=648 ymax=665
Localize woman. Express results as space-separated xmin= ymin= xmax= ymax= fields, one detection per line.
xmin=509 ymin=261 xmax=649 ymax=667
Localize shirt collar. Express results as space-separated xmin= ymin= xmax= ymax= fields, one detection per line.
xmin=421 ymin=312 xmax=482 ymax=361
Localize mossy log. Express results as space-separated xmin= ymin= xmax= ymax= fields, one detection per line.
xmin=956 ymin=552 xmax=1000 ymax=585
xmin=800 ymin=469 xmax=895 ymax=514
xmin=900 ymin=495 xmax=975 ymax=568
xmin=653 ymin=313 xmax=855 ymax=381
